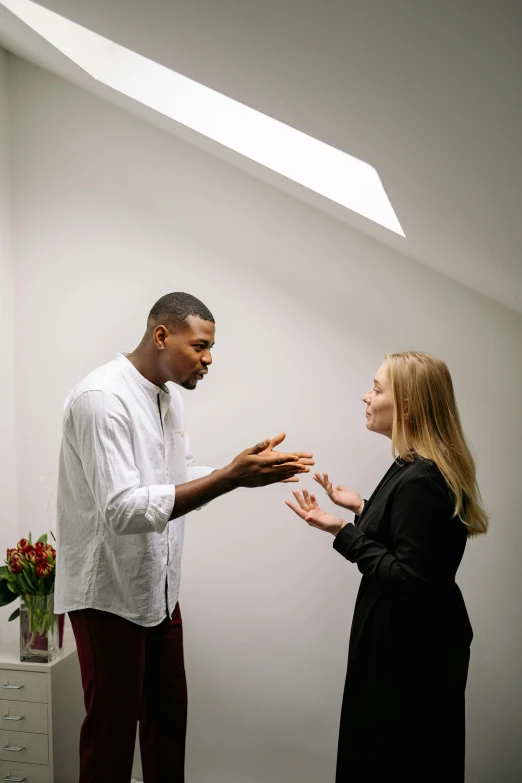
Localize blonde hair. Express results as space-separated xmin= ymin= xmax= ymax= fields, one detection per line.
xmin=385 ymin=351 xmax=488 ymax=537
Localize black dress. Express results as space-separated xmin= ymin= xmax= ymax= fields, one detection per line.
xmin=333 ymin=458 xmax=473 ymax=783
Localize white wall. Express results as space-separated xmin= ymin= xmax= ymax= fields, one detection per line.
xmin=0 ymin=48 xmax=18 ymax=643
xmin=7 ymin=56 xmax=522 ymax=782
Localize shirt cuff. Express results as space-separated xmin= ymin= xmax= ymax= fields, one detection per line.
xmin=145 ymin=484 xmax=176 ymax=533
xmin=186 ymin=465 xmax=215 ymax=482
xmin=333 ymin=522 xmax=366 ymax=561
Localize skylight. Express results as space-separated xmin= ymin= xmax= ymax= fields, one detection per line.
xmin=2 ymin=0 xmax=405 ymax=236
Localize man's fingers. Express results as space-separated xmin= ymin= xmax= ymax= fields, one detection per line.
xmin=263 ymin=452 xmax=301 ymax=466
xmin=267 ymin=432 xmax=286 ymax=450
xmin=272 ymin=465 xmax=308 ymax=481
xmin=250 ymin=438 xmax=270 ymax=454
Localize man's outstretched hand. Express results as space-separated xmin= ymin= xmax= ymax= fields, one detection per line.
xmin=225 ymin=433 xmax=314 ymax=488
xmin=263 ymin=433 xmax=314 ymax=483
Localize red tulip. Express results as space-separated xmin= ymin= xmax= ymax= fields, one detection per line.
xmin=36 ymin=562 xmax=52 ymax=578
xmin=9 ymin=559 xmax=23 ymax=574
xmin=17 ymin=539 xmax=33 ymax=553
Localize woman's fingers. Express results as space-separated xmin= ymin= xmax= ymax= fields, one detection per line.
xmin=285 ymin=500 xmax=307 ymax=519
xmin=313 ymin=472 xmax=331 ymax=491
xmin=292 ymin=490 xmax=309 ymax=511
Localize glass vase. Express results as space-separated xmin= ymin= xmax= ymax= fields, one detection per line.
xmin=20 ymin=593 xmax=58 ymax=663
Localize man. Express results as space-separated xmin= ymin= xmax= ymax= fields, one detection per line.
xmin=55 ymin=292 xmax=312 ymax=783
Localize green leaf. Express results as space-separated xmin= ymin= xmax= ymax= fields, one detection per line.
xmin=17 ymin=571 xmax=32 ymax=595
xmin=22 ymin=563 xmax=37 ymax=591
xmin=8 ymin=607 xmax=20 ymax=622
xmin=0 ymin=578 xmax=18 ymax=607
xmin=37 ymin=534 xmax=48 ymax=544
xmin=0 ymin=566 xmax=8 ymax=578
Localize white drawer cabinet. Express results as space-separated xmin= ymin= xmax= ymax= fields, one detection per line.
xmin=0 ymin=759 xmax=50 ymax=782
xmin=1 ymin=702 xmax=49 ymax=735
xmin=0 ymin=673 xmax=47 ymax=705
xmin=0 ymin=638 xmax=84 ymax=782
xmin=0 ymin=730 xmax=49 ymax=765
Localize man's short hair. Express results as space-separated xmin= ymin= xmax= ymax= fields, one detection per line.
xmin=147 ymin=292 xmax=214 ymax=330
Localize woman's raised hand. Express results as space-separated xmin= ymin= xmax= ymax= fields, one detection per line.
xmin=312 ymin=473 xmax=364 ymax=515
xmin=285 ymin=488 xmax=347 ymax=536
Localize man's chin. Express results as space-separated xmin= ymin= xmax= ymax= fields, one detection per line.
xmin=181 ymin=380 xmax=197 ymax=391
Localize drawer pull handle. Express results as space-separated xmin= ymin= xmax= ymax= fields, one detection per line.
xmin=4 ymin=777 xmax=27 ymax=782
xmin=2 ymin=715 xmax=24 ymax=721
xmin=2 ymin=745 xmax=25 ymax=752
xmin=1 ymin=685 xmax=24 ymax=690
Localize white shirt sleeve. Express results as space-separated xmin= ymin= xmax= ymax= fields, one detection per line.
xmin=184 ymin=433 xmax=215 ymax=483
xmin=183 ymin=433 xmax=214 ymax=510
xmin=65 ymin=390 xmax=175 ymax=535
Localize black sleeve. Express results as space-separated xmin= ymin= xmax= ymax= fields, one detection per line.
xmin=333 ymin=471 xmax=459 ymax=595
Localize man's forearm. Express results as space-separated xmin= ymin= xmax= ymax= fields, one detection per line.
xmin=169 ymin=467 xmax=236 ymax=520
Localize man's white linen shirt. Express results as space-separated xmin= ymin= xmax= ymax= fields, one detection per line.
xmin=54 ymin=353 xmax=213 ymax=626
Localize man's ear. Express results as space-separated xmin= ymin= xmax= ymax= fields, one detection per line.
xmin=154 ymin=324 xmax=170 ymax=350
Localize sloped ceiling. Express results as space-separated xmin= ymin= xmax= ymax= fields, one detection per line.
xmin=2 ymin=0 xmax=522 ymax=313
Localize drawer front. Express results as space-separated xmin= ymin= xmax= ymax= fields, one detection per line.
xmin=0 ymin=673 xmax=47 ymax=705
xmin=0 ymin=732 xmax=49 ymax=766
xmin=0 ymin=703 xmax=48 ymax=736
xmin=0 ymin=760 xmax=50 ymax=783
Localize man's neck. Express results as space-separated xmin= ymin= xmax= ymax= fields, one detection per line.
xmin=126 ymin=347 xmax=165 ymax=387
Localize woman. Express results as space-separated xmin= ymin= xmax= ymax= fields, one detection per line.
xmin=286 ymin=352 xmax=488 ymax=783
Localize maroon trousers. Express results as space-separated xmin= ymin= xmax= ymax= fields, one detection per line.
xmin=69 ymin=604 xmax=187 ymax=783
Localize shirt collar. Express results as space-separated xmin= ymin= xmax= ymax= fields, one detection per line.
xmin=117 ymin=353 xmax=171 ymax=400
